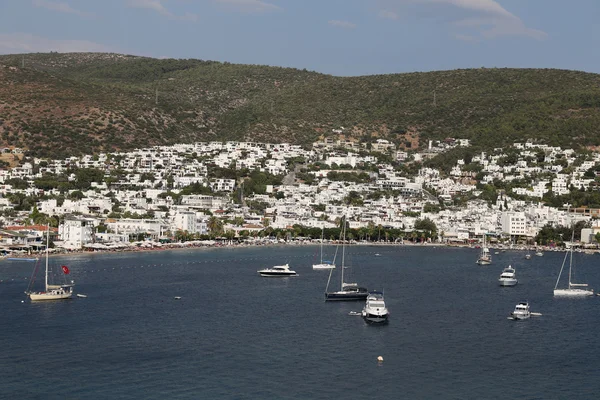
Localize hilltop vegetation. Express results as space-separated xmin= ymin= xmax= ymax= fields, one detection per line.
xmin=1 ymin=52 xmax=600 ymax=159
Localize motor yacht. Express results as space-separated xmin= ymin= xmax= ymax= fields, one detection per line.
xmin=498 ymin=265 xmax=518 ymax=286
xmin=258 ymin=263 xmax=297 ymax=277
xmin=510 ymin=301 xmax=531 ymax=320
xmin=361 ymin=291 xmax=389 ymax=324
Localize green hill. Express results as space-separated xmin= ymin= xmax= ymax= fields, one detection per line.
xmin=1 ymin=52 xmax=600 ymax=158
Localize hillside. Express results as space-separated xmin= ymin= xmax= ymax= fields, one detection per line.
xmin=1 ymin=52 xmax=600 ymax=159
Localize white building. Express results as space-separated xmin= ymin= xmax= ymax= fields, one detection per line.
xmin=173 ymin=211 xmax=208 ymax=235
xmin=59 ymin=218 xmax=95 ymax=249
xmin=500 ymin=212 xmax=527 ymax=236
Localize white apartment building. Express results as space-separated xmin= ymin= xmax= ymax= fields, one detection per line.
xmin=500 ymin=212 xmax=527 ymax=236
xmin=180 ymin=195 xmax=228 ymax=210
xmin=107 ymin=218 xmax=166 ymax=239
xmin=173 ymin=211 xmax=208 ymax=235
xmin=552 ymin=176 xmax=569 ymax=195
xmin=59 ymin=218 xmax=95 ymax=249
xmin=210 ymin=179 xmax=236 ymax=192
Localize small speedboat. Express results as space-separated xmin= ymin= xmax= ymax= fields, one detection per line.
xmin=258 ymin=263 xmax=297 ymax=277
xmin=510 ymin=301 xmax=531 ymax=320
xmin=76 ymin=293 xmax=87 ymax=298
xmin=525 ymin=254 xmax=531 ymax=260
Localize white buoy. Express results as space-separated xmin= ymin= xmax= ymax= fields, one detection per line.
xmin=377 ymin=356 xmax=383 ymax=362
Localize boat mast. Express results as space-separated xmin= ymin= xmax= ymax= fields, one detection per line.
xmin=45 ymin=224 xmax=50 ymax=291
xmin=568 ymin=241 xmax=573 ymax=289
xmin=320 ymin=226 xmax=324 ymax=264
xmin=340 ymin=217 xmax=345 ymax=289
xmin=554 ymin=249 xmax=569 ymax=290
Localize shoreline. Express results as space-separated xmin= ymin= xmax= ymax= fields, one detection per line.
xmin=4 ymin=239 xmax=588 ymax=260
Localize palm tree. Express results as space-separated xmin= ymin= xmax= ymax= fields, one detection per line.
xmin=207 ymin=216 xmax=223 ymax=237
xmin=263 ymin=217 xmax=271 ymax=228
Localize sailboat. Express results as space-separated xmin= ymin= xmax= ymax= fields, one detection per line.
xmin=325 ymin=217 xmax=368 ymax=301
xmin=554 ymin=235 xmax=593 ymax=297
xmin=476 ymin=233 xmax=492 ymax=265
xmin=313 ymin=227 xmax=336 ymax=270
xmin=25 ymin=225 xmax=74 ymax=301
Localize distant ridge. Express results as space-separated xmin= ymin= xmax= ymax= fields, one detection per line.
xmin=1 ymin=52 xmax=600 ymax=159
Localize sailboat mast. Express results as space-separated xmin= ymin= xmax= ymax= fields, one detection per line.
xmin=45 ymin=224 xmax=50 ymax=291
xmin=340 ymin=218 xmax=345 ymax=289
xmin=568 ymin=242 xmax=573 ymax=288
xmin=320 ymin=226 xmax=324 ymax=264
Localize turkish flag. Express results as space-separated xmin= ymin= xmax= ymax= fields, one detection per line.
xmin=61 ymin=265 xmax=70 ymax=274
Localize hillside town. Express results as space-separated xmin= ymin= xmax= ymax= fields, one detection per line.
xmin=1 ymin=135 xmax=600 ymax=254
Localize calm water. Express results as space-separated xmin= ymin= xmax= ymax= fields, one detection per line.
xmin=1 ymin=245 xmax=599 ymax=399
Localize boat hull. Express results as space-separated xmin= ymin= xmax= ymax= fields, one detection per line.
xmin=499 ymin=278 xmax=518 ymax=286
xmin=510 ymin=312 xmax=530 ymax=320
xmin=553 ymin=289 xmax=594 ymax=297
xmin=362 ymin=311 xmax=389 ymax=324
xmin=312 ymin=263 xmax=335 ymax=270
xmin=325 ymin=290 xmax=368 ymax=301
xmin=29 ymin=292 xmax=73 ymax=301
xmin=476 ymin=259 xmax=491 ymax=265
xmin=258 ymin=271 xmax=297 ymax=277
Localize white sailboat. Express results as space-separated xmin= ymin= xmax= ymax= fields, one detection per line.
xmin=325 ymin=217 xmax=368 ymax=301
xmin=476 ymin=233 xmax=492 ymax=265
xmin=25 ymin=225 xmax=74 ymax=301
xmin=313 ymin=227 xmax=336 ymax=270
xmin=554 ymin=235 xmax=593 ymax=297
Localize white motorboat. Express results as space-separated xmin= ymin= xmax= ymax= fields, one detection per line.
xmin=313 ymin=227 xmax=336 ymax=270
xmin=535 ymin=251 xmax=544 ymax=257
xmin=554 ymin=235 xmax=594 ymax=297
xmin=77 ymin=293 xmax=88 ymax=298
xmin=258 ymin=263 xmax=297 ymax=277
xmin=498 ymin=265 xmax=518 ymax=286
xmin=362 ymin=291 xmax=389 ymax=324
xmin=525 ymin=254 xmax=531 ymax=260
xmin=25 ymin=225 xmax=74 ymax=301
xmin=510 ymin=301 xmax=531 ymax=320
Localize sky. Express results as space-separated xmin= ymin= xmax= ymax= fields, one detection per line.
xmin=0 ymin=0 xmax=599 ymax=76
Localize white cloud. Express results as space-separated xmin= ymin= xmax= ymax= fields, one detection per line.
xmin=214 ymin=0 xmax=281 ymax=13
xmin=379 ymin=10 xmax=399 ymax=20
xmin=127 ymin=0 xmax=198 ymax=21
xmin=328 ymin=20 xmax=357 ymax=29
xmin=378 ymin=0 xmax=546 ymax=40
xmin=32 ymin=0 xmax=93 ymax=17
xmin=0 ymin=33 xmax=114 ymax=54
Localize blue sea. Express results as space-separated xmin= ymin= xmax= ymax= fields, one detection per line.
xmin=1 ymin=245 xmax=600 ymax=399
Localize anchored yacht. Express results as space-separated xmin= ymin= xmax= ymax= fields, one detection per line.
xmin=498 ymin=265 xmax=518 ymax=286
xmin=361 ymin=291 xmax=389 ymax=324
xmin=258 ymin=264 xmax=297 ymax=277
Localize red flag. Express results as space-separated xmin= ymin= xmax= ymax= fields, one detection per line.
xmin=61 ymin=265 xmax=70 ymax=274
